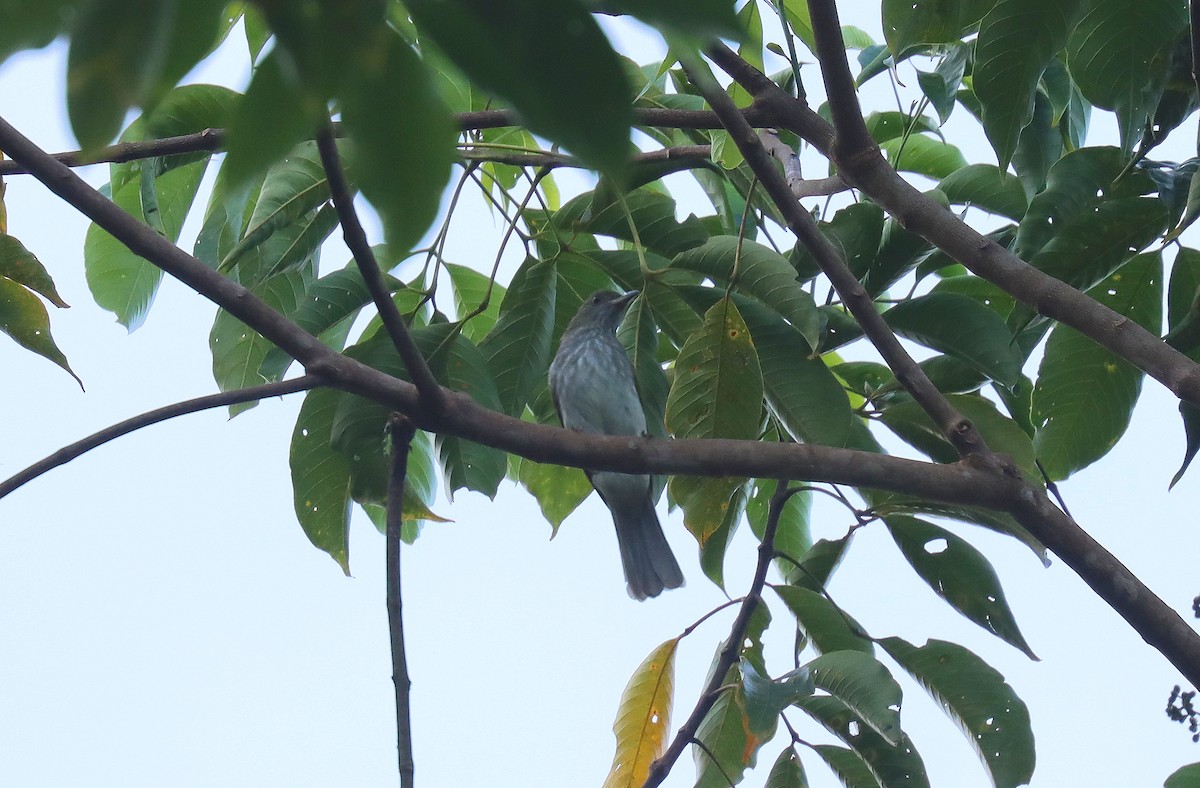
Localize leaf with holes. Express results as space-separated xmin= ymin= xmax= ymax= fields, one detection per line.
xmin=290 ymin=388 xmax=353 ymax=573
xmin=881 ymin=637 xmax=1034 ymax=788
xmin=797 ymin=694 xmax=928 ymax=787
xmin=805 ymin=651 xmax=903 ymax=744
xmin=601 ymin=638 xmax=677 ymax=788
xmin=886 ymin=516 xmax=1037 ymax=658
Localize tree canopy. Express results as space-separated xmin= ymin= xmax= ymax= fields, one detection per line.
xmin=3 ymin=0 xmax=1200 ymax=786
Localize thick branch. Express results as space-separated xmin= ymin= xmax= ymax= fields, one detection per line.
xmin=710 ymin=33 xmax=1200 ymax=409
xmin=315 ymin=126 xmax=445 ymax=416
xmin=386 ymin=416 xmax=417 ymax=788
xmin=0 ymin=375 xmax=318 ymax=500
xmin=6 ymin=108 xmax=1200 ymax=689
xmin=683 ymin=56 xmax=991 ymax=460
xmin=644 ymin=482 xmax=792 ymax=788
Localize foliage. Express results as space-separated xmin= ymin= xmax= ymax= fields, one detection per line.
xmin=2 ymin=0 xmax=1200 ymax=785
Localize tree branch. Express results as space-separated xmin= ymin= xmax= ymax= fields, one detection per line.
xmin=0 ymin=375 xmax=319 ymax=501
xmin=314 ymin=126 xmax=445 ymax=417
xmin=6 ymin=107 xmax=1200 ymax=690
xmin=644 ymin=481 xmax=794 ymax=788
xmin=386 ymin=415 xmax=417 ymax=788
xmin=682 ymin=55 xmax=991 ymax=461
xmin=709 ymin=31 xmax=1200 ymax=409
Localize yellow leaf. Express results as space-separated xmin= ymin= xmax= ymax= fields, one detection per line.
xmin=602 ymin=638 xmax=678 ymax=788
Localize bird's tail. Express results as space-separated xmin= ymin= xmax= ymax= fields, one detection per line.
xmin=613 ymin=501 xmax=684 ymax=601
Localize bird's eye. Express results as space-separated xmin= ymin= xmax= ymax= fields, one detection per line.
xmin=590 ymin=295 xmax=601 ymax=304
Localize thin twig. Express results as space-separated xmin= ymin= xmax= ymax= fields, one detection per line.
xmin=314 ymin=125 xmax=445 ymax=417
xmin=386 ymin=415 xmax=418 ymax=788
xmin=0 ymin=375 xmax=319 ymax=500
xmin=757 ymin=129 xmax=849 ymax=197
xmin=644 ymin=481 xmax=793 ymax=787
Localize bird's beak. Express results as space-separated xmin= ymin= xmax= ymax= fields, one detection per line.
xmin=615 ymin=289 xmax=640 ymax=309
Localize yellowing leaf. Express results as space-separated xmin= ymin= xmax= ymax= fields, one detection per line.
xmin=602 ymin=638 xmax=678 ymax=788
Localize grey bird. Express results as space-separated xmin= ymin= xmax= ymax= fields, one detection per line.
xmin=548 ymin=289 xmax=684 ymax=600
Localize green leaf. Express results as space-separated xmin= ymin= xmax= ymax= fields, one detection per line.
xmin=618 ymin=293 xmax=670 ymax=443
xmin=448 ymin=263 xmax=506 ymax=343
xmin=810 ymin=745 xmax=880 ymax=788
xmin=480 ymin=258 xmax=557 ymax=416
xmin=805 ymin=651 xmax=903 ymax=744
xmin=220 ymin=142 xmax=329 ymax=277
xmin=671 ymin=475 xmax=745 ymax=548
xmin=666 ymin=296 xmax=762 ymax=439
xmin=774 ymin=585 xmax=873 ymax=655
xmin=1034 ymin=252 xmax=1163 ymax=479
xmin=0 ymin=0 xmax=72 ymax=64
xmin=290 ymin=388 xmax=354 ymax=573
xmin=1170 ymin=401 xmax=1200 ymax=490
xmin=669 ymin=236 xmax=820 ymax=348
xmin=516 ymin=458 xmax=592 ymax=535
xmin=0 ymin=233 xmax=68 ymax=308
xmin=66 ymin=0 xmax=227 ymax=149
xmin=796 ymin=694 xmax=928 ymax=786
xmin=560 ymin=188 xmax=709 ymax=257
xmin=764 ymin=747 xmax=809 ymax=788
xmin=747 ymin=479 xmax=812 ymax=583
xmin=879 ymin=394 xmax=1039 ymax=481
xmin=671 ymin=285 xmax=851 ymax=446
xmin=882 ymin=0 xmax=990 ymax=57
xmin=340 ymin=27 xmax=455 ymax=255
xmin=881 ymin=637 xmax=1035 ymax=788
xmin=222 ymin=49 xmax=317 ymax=187
xmin=1066 ymin=0 xmax=1188 ymax=152
xmin=938 ymin=164 xmax=1028 ymax=221
xmin=740 ymin=659 xmax=815 ymax=739
xmin=974 ymin=0 xmax=1079 ymax=167
xmin=792 ymin=202 xmax=884 ymax=282
xmin=85 ymin=161 xmax=204 ymax=330
xmin=0 ymin=275 xmax=80 ymax=386
xmin=210 ymin=266 xmax=311 ymax=415
xmin=694 ymin=680 xmax=754 ymax=788
xmin=915 ymin=43 xmax=968 ymax=124
xmin=863 ymin=112 xmax=942 ymax=145
xmin=406 ymin=0 xmax=631 ymax=174
xmin=884 ymin=293 xmax=1022 ymax=386
xmin=878 ymin=135 xmax=967 ymax=180
xmin=1010 ymin=89 xmax=1064 ymax=196
xmin=1166 ymin=763 xmax=1200 ymax=788
xmin=604 ymin=0 xmax=739 ymax=39
xmin=436 ymin=335 xmax=508 ymax=498
xmin=885 ymin=516 xmax=1037 ymax=658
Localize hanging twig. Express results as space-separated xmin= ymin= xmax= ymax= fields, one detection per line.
xmin=386 ymin=415 xmax=418 ymax=788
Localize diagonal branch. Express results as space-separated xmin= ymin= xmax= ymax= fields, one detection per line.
xmin=708 ymin=32 xmax=1200 ymax=409
xmin=314 ymin=125 xmax=445 ymax=416
xmin=0 ymin=375 xmax=319 ymax=501
xmin=643 ymin=480 xmax=795 ymax=788
xmin=681 ymin=55 xmax=992 ymax=461
xmin=386 ymin=415 xmax=418 ymax=788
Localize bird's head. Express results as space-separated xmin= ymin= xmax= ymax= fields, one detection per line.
xmin=566 ymin=289 xmax=640 ymax=333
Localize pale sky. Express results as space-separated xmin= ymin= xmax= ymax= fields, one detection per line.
xmin=1 ymin=8 xmax=1199 ymax=788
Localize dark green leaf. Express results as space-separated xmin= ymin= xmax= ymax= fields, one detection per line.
xmin=698 ymin=479 xmax=750 ymax=588
xmin=805 ymin=651 xmax=903 ymax=743
xmin=938 ymin=164 xmax=1028 ymax=221
xmin=448 ymin=263 xmax=506 ymax=343
xmin=774 ymin=585 xmax=874 ymax=655
xmin=480 ymin=258 xmax=557 ymax=416
xmin=1034 ymin=252 xmax=1163 ymax=479
xmin=0 ymin=275 xmax=79 ymax=385
xmin=878 ymin=135 xmax=967 ymax=180
xmin=811 ymin=745 xmax=880 ymax=788
xmin=796 ymin=694 xmax=927 ymax=786
xmin=884 ymin=293 xmax=1022 ymax=386
xmin=222 ymin=50 xmax=318 ymax=187
xmin=560 ymin=188 xmax=709 ymax=258
xmin=882 ymin=0 xmax=990 ymax=57
xmin=1066 ymin=0 xmax=1188 ymax=152
xmin=670 ymin=236 xmax=820 ymax=348
xmin=290 ymin=388 xmax=354 ymax=573
xmin=741 ymin=659 xmax=815 ymax=738
xmin=693 ymin=681 xmax=754 ymax=788
xmin=764 ymin=747 xmax=809 ymax=788
xmin=66 ymin=0 xmax=227 ymax=149
xmin=0 ymin=233 xmax=68 ymax=307
xmin=974 ymin=0 xmax=1079 ymax=167
xmin=747 ymin=480 xmax=812 ymax=583
xmin=341 ymin=27 xmax=455 ymax=255
xmin=793 ymin=202 xmax=884 ymax=282
xmin=1170 ymin=401 xmax=1200 ymax=490
xmin=406 ymin=0 xmax=630 ymax=174
xmin=605 ymin=0 xmax=739 ymax=39
xmin=881 ymin=637 xmax=1035 ymax=788
xmin=1166 ymin=763 xmax=1200 ymax=788
xmin=885 ymin=516 xmax=1037 ymax=658
xmin=0 ymin=0 xmax=72 ymax=64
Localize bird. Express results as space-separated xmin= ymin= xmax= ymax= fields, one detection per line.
xmin=548 ymin=289 xmax=684 ymax=600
